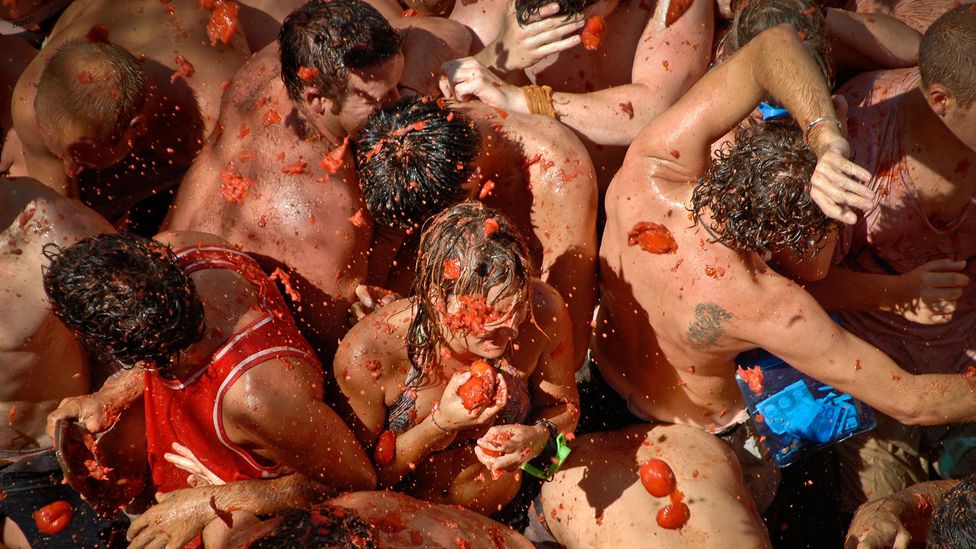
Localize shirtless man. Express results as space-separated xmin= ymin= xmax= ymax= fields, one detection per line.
xmin=835 ymin=0 xmax=975 ymax=34
xmin=43 ymin=230 xmax=376 ymax=548
xmin=806 ymin=5 xmax=976 ymax=512
xmin=595 ymin=23 xmax=976 ymax=512
xmin=8 ymin=0 xmax=248 ymax=230
xmin=0 ymin=35 xmax=35 ymax=172
xmin=446 ymin=0 xmax=714 ymax=190
xmin=0 ymin=177 xmax=120 ymax=548
xmin=355 ymin=96 xmax=597 ymax=367
xmin=165 ymin=0 xmax=404 ymax=356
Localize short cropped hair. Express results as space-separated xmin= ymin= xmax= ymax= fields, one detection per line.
xmin=34 ymin=40 xmax=147 ymax=145
xmin=920 ymin=5 xmax=976 ymax=107
xmin=725 ymin=0 xmax=833 ymax=89
xmin=514 ymin=0 xmax=596 ymax=26
xmin=928 ymin=477 xmax=976 ymax=548
xmin=691 ymin=119 xmax=834 ymax=257
xmin=42 ymin=233 xmax=205 ymax=370
xmin=278 ymin=0 xmax=402 ymax=105
xmin=247 ymin=505 xmax=379 ymax=548
xmin=355 ymin=96 xmax=480 ymax=231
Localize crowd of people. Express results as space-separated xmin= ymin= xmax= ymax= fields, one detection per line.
xmin=1 ymin=0 xmax=976 ymax=547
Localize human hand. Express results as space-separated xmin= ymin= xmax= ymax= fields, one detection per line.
xmin=892 ymin=258 xmax=969 ymax=325
xmin=475 ymin=2 xmax=583 ymax=73
xmin=46 ymin=393 xmax=118 ymax=441
xmin=164 ymin=442 xmax=226 ymax=488
xmin=844 ymin=498 xmax=912 ymax=549
xmin=440 ymin=57 xmax=529 ymax=113
xmin=127 ymin=486 xmax=223 ymax=549
xmin=808 ymin=135 xmax=874 ymax=224
xmin=432 ymin=371 xmax=509 ymax=431
xmin=474 ymin=423 xmax=548 ymax=472
xmin=349 ymin=285 xmax=400 ymax=325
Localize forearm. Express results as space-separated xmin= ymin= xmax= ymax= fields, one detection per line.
xmin=376 ymin=414 xmax=456 ymax=488
xmin=209 ymin=473 xmax=328 ymax=517
xmin=541 ymin=256 xmax=595 ymax=370
xmin=531 ymin=401 xmax=579 ymax=436
xmin=550 ymin=84 xmax=683 ymax=146
xmin=908 ymin=373 xmax=976 ymax=425
xmin=826 ymin=8 xmax=920 ymax=70
xmin=806 ymin=266 xmax=904 ymax=312
xmin=97 ymin=368 xmax=145 ymax=410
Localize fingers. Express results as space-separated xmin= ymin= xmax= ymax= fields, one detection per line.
xmin=892 ymin=528 xmax=913 ymax=549
xmin=922 ymin=272 xmax=969 ymax=291
xmin=922 ymin=258 xmax=968 ymax=273
xmin=163 ymin=452 xmax=197 ymax=473
xmin=810 ymin=187 xmax=857 ymax=225
xmin=438 ymin=74 xmax=454 ymax=99
xmin=354 ymin=285 xmax=374 ymax=309
xmin=533 ymin=33 xmax=583 ymax=58
xmin=127 ymin=512 xmax=150 ymax=544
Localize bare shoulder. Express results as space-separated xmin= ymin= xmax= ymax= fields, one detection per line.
xmin=527 ymin=279 xmax=569 ymax=329
xmin=336 ymin=298 xmax=413 ymax=366
xmin=448 ymin=0 xmax=507 ymax=42
xmin=2 ymin=177 xmax=111 ymax=241
xmin=153 ymin=230 xmax=232 ymax=249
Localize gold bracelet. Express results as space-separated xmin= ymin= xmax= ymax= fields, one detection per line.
xmin=522 ymin=85 xmax=556 ymax=119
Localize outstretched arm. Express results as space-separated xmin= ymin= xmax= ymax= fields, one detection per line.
xmin=826 ymin=8 xmax=920 ymax=70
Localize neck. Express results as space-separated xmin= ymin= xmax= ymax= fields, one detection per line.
xmin=903 ymin=86 xmax=972 ymax=156
xmin=163 ymin=306 xmax=235 ymax=380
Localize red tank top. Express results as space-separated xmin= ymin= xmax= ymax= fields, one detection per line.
xmin=144 ymin=244 xmax=318 ymax=494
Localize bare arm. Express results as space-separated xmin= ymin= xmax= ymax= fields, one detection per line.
xmin=46 ymin=367 xmax=144 ymax=438
xmin=845 ymin=479 xmax=958 ymax=549
xmin=826 ymin=8 xmax=920 ymax=71
xmin=526 ymin=284 xmax=580 ymax=435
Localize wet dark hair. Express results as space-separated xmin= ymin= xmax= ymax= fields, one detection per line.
xmin=278 ymin=0 xmax=402 ymax=106
xmin=920 ymin=5 xmax=976 ymax=108
xmin=723 ymin=0 xmax=834 ymax=90
xmin=514 ymin=0 xmax=596 ymax=26
xmin=691 ymin=119 xmax=834 ymax=256
xmin=355 ymin=96 xmax=480 ymax=231
xmin=247 ymin=505 xmax=378 ymax=549
xmin=35 ymin=40 xmax=147 ymax=145
xmin=408 ymin=202 xmax=533 ymax=375
xmin=928 ymin=477 xmax=976 ymax=549
xmin=42 ymin=233 xmax=205 ymax=371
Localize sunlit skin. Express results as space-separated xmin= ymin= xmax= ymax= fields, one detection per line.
xmin=840 ymin=0 xmax=976 ymax=33
xmin=334 ymin=278 xmax=578 ymax=514
xmin=8 ymin=0 xmax=249 ymax=219
xmin=0 ymin=177 xmax=114 ymax=548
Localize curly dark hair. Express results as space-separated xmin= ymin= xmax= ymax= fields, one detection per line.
xmin=928 ymin=476 xmax=976 ymax=549
xmin=247 ymin=505 xmax=378 ymax=549
xmin=690 ymin=119 xmax=834 ymax=257
xmin=514 ymin=0 xmax=596 ymax=26
xmin=42 ymin=233 xmax=205 ymax=370
xmin=354 ymin=96 xmax=480 ymax=231
xmin=408 ymin=202 xmax=533 ymax=376
xmin=278 ymin=0 xmax=402 ymax=106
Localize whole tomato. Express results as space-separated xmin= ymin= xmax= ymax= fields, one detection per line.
xmin=373 ymin=430 xmax=397 ymax=466
xmin=640 ymin=459 xmax=677 ymax=497
xmin=34 ymin=500 xmax=73 ymax=535
xmin=656 ymin=502 xmax=691 ymax=530
xmin=457 ymin=360 xmax=496 ymax=411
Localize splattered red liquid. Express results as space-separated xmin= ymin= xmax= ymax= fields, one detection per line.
xmin=34 ymin=501 xmax=73 ymax=535
xmin=581 ymin=16 xmax=606 ymax=51
xmin=442 ymin=295 xmax=501 ymax=336
xmin=479 ymin=430 xmax=512 ymax=458
xmin=320 ymin=137 xmax=350 ymax=174
xmin=640 ymin=459 xmax=676 ymax=497
xmin=737 ymin=365 xmax=764 ymax=394
xmin=443 ymin=258 xmax=462 ymax=280
xmin=207 ymin=1 xmax=239 ymax=47
xmin=627 ymin=222 xmax=678 ymax=254
xmin=85 ymin=23 xmax=110 ymax=44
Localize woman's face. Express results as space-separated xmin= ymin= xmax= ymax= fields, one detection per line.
xmin=438 ymin=284 xmax=529 ymax=360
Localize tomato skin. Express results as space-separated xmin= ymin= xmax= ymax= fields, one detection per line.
xmin=640 ymin=459 xmax=677 ymax=497
xmin=581 ymin=16 xmax=606 ymax=51
xmin=458 ymin=360 xmax=496 ymax=411
xmin=656 ymin=502 xmax=691 ymax=530
xmin=34 ymin=500 xmax=73 ymax=535
xmin=374 ymin=430 xmax=397 ymax=466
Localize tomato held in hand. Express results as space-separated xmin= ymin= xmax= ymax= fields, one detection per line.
xmin=640 ymin=459 xmax=677 ymax=497
xmin=34 ymin=500 xmax=73 ymax=535
xmin=458 ymin=360 xmax=496 ymax=410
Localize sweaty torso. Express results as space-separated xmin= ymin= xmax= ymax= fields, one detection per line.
xmin=165 ymin=44 xmax=371 ymax=356
xmin=595 ymin=155 xmax=781 ymax=430
xmin=0 ymin=178 xmax=111 ymax=450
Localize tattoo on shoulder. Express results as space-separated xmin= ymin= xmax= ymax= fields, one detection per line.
xmin=687 ymin=303 xmax=733 ymax=351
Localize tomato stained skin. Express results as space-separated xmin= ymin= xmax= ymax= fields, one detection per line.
xmin=374 ymin=430 xmax=397 ymax=466
xmin=656 ymin=502 xmax=691 ymax=529
xmin=34 ymin=500 xmax=73 ymax=535
xmin=640 ymin=459 xmax=677 ymax=497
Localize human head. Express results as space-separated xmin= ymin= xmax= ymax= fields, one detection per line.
xmin=514 ymin=0 xmax=598 ymax=25
xmin=42 ymin=233 xmax=205 ymax=373
xmin=928 ymin=477 xmax=976 ymax=548
xmin=247 ymin=505 xmax=379 ymax=548
xmin=691 ymin=119 xmax=834 ymax=257
xmin=278 ymin=0 xmax=403 ymax=121
xmin=919 ymin=5 xmax=976 ymax=150
xmin=34 ymin=40 xmax=147 ymax=175
xmin=724 ymin=0 xmax=833 ymax=89
xmin=409 ymin=202 xmax=533 ymax=368
xmin=355 ymin=96 xmax=480 ymax=232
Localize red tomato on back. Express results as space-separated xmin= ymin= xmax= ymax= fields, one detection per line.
xmin=656 ymin=502 xmax=691 ymax=529
xmin=640 ymin=459 xmax=677 ymax=497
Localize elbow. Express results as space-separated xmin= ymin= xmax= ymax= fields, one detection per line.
xmin=885 ymin=389 xmax=930 ymax=426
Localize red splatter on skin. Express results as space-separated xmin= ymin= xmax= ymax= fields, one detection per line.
xmin=581 ymin=16 xmax=606 ymax=51
xmin=76 ymin=70 xmax=94 ymax=84
xmin=402 ymin=7 xmax=420 ymax=16
xmin=479 ymin=180 xmax=496 ymax=200
xmin=219 ymin=166 xmax=252 ymax=204
xmin=442 ymin=294 xmax=501 ymax=336
xmin=85 ymin=23 xmax=110 ymax=44
xmin=443 ymin=258 xmax=462 ymax=280
xmin=7 ymin=405 xmax=16 ymax=425
xmin=347 ymin=209 xmax=367 ymax=228
xmin=657 ymin=491 xmax=690 ymax=529
xmin=298 ymin=66 xmax=319 ymax=82
xmin=550 ymin=341 xmax=566 ymax=360
xmin=627 ymin=222 xmax=678 ymax=254
xmin=619 ymin=101 xmax=634 ymax=119
xmin=493 ymin=107 xmax=509 ymax=119
xmin=665 ymin=0 xmax=694 ymax=26
xmin=171 ymin=54 xmax=195 ymax=83
xmin=374 ymin=430 xmax=397 ymax=466
xmin=640 ymin=459 xmax=676 ymax=497
xmin=320 ymin=137 xmax=350 ymax=174
xmin=238 ymin=125 xmax=249 ymax=139
xmin=34 ymin=501 xmax=73 ymax=535
xmin=891 ymin=373 xmax=902 ymax=381
xmin=955 ymin=159 xmax=972 ymax=175
xmin=207 ymin=0 xmax=239 ymax=47
xmin=456 ymin=537 xmax=471 ymax=549
xmin=479 ymin=429 xmax=512 ymax=457
xmin=483 ymin=218 xmax=499 ymax=238
xmin=458 ymin=360 xmax=497 ymax=410
xmin=669 ymin=149 xmax=681 ymax=160
xmin=209 ymin=496 xmax=234 ymax=529
xmin=263 ymin=108 xmax=281 ymax=127
xmin=280 ymin=159 xmax=307 ymax=175
xmin=269 ymin=268 xmax=301 ymax=302
xmin=737 ymin=366 xmax=764 ymax=394
xmin=704 ymin=264 xmax=725 ymax=278
xmin=854 ymin=359 xmax=862 ymax=371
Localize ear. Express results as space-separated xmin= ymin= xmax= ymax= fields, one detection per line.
xmin=304 ymin=87 xmax=331 ymax=116
xmin=925 ymin=83 xmax=951 ymax=117
xmin=127 ymin=113 xmax=148 ymax=139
